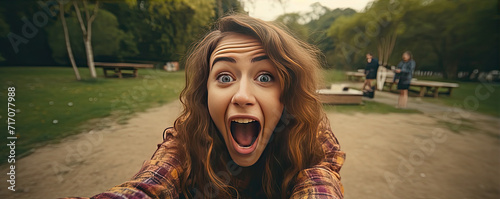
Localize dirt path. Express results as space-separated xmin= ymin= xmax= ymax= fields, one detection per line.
xmin=1 ymin=100 xmax=499 ymax=199
xmin=0 ymin=101 xmax=182 ymax=198
xmin=330 ymin=112 xmax=499 ymax=199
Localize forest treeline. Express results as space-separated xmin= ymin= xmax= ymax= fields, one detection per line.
xmin=0 ymin=0 xmax=498 ymax=79
xmin=277 ymin=0 xmax=498 ymax=79
xmin=0 ymin=0 xmax=241 ymax=70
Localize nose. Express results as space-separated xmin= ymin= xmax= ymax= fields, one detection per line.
xmin=231 ymin=79 xmax=256 ymax=107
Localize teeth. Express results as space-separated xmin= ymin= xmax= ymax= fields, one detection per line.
xmin=232 ymin=118 xmax=256 ymax=123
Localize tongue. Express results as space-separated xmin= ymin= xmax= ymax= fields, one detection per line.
xmin=231 ymin=121 xmax=259 ymax=147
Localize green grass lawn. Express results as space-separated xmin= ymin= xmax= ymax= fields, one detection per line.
xmin=321 ymin=69 xmax=348 ymax=84
xmin=0 ymin=67 xmax=185 ymax=161
xmin=395 ymin=76 xmax=500 ymax=117
xmin=417 ymin=81 xmax=500 ymax=117
xmin=411 ymin=76 xmax=500 ymax=117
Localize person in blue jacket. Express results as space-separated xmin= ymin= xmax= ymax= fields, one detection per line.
xmin=394 ymin=51 xmax=416 ymax=108
xmin=362 ymin=53 xmax=379 ymax=92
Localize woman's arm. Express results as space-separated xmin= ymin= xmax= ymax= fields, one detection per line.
xmin=290 ymin=117 xmax=346 ymax=199
xmin=394 ymin=61 xmax=402 ymax=73
xmin=77 ymin=128 xmax=185 ymax=199
xmin=410 ymin=60 xmax=416 ymax=73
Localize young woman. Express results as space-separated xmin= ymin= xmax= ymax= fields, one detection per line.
xmin=79 ymin=15 xmax=345 ymax=199
xmin=395 ymin=51 xmax=416 ymax=108
xmin=362 ymin=53 xmax=379 ymax=92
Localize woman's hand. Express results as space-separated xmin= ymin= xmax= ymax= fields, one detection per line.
xmin=395 ymin=69 xmax=401 ymax=73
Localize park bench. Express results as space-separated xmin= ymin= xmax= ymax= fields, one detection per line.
xmin=384 ymin=79 xmax=459 ymax=98
xmin=94 ymin=62 xmax=154 ymax=78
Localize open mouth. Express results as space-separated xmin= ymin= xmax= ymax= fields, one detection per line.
xmin=229 ymin=117 xmax=261 ymax=154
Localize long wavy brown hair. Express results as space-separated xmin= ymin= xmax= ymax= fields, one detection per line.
xmin=174 ymin=14 xmax=326 ymax=198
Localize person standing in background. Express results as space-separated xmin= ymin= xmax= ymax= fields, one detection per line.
xmin=395 ymin=51 xmax=416 ymax=108
xmin=362 ymin=53 xmax=379 ymax=92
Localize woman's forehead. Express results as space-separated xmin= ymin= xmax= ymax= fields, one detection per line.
xmin=210 ymin=33 xmax=266 ymax=67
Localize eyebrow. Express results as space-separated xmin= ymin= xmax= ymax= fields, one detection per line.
xmin=211 ymin=55 xmax=269 ymax=67
xmin=212 ymin=57 xmax=236 ymax=67
xmin=251 ymin=55 xmax=269 ymax=62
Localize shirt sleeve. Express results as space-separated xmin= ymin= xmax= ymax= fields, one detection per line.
xmin=90 ymin=128 xmax=184 ymax=199
xmin=396 ymin=61 xmax=403 ymax=69
xmin=290 ymin=116 xmax=346 ymax=199
xmin=410 ymin=60 xmax=416 ymax=73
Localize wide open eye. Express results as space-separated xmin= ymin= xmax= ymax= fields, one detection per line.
xmin=217 ymin=74 xmax=234 ymax=83
xmin=256 ymin=73 xmax=273 ymax=83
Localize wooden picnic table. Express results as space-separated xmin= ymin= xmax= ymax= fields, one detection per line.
xmin=94 ymin=62 xmax=154 ymax=78
xmin=346 ymin=71 xmax=365 ymax=82
xmin=384 ymin=79 xmax=459 ymax=98
xmin=317 ymin=88 xmax=363 ymax=105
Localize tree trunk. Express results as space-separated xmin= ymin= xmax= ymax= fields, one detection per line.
xmin=387 ymin=32 xmax=397 ymax=65
xmin=383 ymin=37 xmax=390 ymax=66
xmin=377 ymin=43 xmax=383 ymax=65
xmin=430 ymin=39 xmax=451 ymax=79
xmin=217 ymin=0 xmax=223 ymax=18
xmin=438 ymin=56 xmax=447 ymax=79
xmin=439 ymin=40 xmax=454 ymax=79
xmin=443 ymin=57 xmax=458 ymax=80
xmin=60 ymin=2 xmax=80 ymax=80
xmin=377 ymin=38 xmax=385 ymax=66
xmin=73 ymin=0 xmax=99 ymax=79
xmin=378 ymin=31 xmax=398 ymax=67
xmin=84 ymin=37 xmax=96 ymax=78
xmin=85 ymin=8 xmax=96 ymax=79
xmin=444 ymin=35 xmax=459 ymax=79
xmin=378 ymin=36 xmax=390 ymax=66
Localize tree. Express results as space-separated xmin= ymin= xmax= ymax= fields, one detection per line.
xmin=217 ymin=0 xmax=223 ymax=18
xmin=275 ymin=13 xmax=308 ymax=40
xmin=0 ymin=11 xmax=9 ymax=62
xmin=112 ymin=0 xmax=215 ymax=62
xmin=326 ymin=0 xmax=498 ymax=78
xmin=399 ymin=0 xmax=499 ymax=79
xmin=366 ymin=0 xmax=414 ymax=67
xmin=59 ymin=1 xmax=80 ymax=80
xmin=215 ymin=0 xmax=244 ymax=19
xmin=46 ymin=5 xmax=138 ymax=65
xmin=0 ymin=1 xmax=56 ymax=66
xmin=327 ymin=0 xmax=420 ymax=68
xmin=73 ymin=0 xmax=100 ymax=78
xmin=327 ymin=14 xmax=370 ymax=69
xmin=305 ymin=4 xmax=356 ymax=67
xmin=275 ymin=3 xmax=356 ymax=68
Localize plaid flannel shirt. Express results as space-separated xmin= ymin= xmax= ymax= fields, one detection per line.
xmin=64 ymin=117 xmax=345 ymax=199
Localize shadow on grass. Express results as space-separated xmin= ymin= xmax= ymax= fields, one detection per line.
xmin=437 ymin=118 xmax=500 ymax=140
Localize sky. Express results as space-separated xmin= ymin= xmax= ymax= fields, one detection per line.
xmin=244 ymin=0 xmax=373 ymax=21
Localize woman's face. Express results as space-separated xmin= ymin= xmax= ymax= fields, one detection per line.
xmin=402 ymin=53 xmax=410 ymax=61
xmin=207 ymin=33 xmax=284 ymax=167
